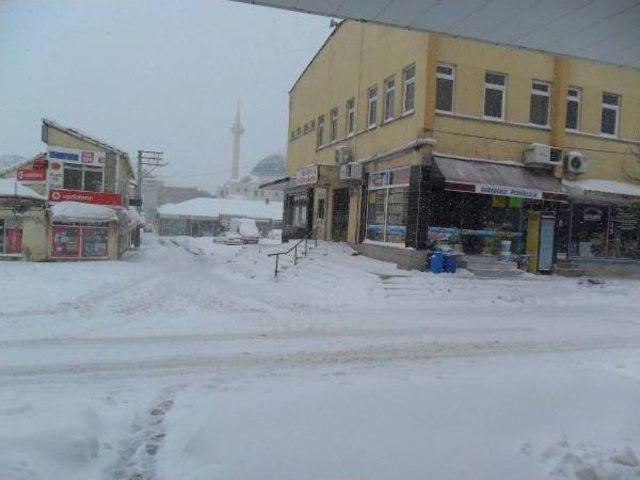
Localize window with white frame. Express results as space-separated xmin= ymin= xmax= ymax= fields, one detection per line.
xmin=402 ymin=64 xmax=415 ymax=114
xmin=529 ymin=80 xmax=551 ymax=126
xmin=601 ymin=92 xmax=620 ymax=137
xmin=330 ymin=107 xmax=339 ymax=142
xmin=346 ymin=97 xmax=355 ymax=137
xmin=63 ymin=164 xmax=103 ymax=192
xmin=566 ymin=87 xmax=581 ymax=130
xmin=316 ymin=115 xmax=325 ymax=148
xmin=367 ymin=85 xmax=378 ymax=128
xmin=383 ymin=75 xmax=395 ymax=122
xmin=436 ymin=63 xmax=455 ymax=113
xmin=483 ymin=72 xmax=506 ymax=120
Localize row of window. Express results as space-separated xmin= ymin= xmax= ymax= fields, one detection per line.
xmin=290 ymin=64 xmax=417 ymax=146
xmin=291 ymin=63 xmax=625 ymax=146
xmin=436 ymin=65 xmax=623 ymax=136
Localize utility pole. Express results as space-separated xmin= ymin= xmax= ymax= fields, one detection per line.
xmin=136 ymin=150 xmax=167 ymax=210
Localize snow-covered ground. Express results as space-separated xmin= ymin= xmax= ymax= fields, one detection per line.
xmin=1 ymin=235 xmax=639 ymax=480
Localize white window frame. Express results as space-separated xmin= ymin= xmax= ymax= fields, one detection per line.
xmin=316 ymin=115 xmax=325 ymax=149
xmin=402 ymin=64 xmax=416 ymax=115
xmin=365 ymin=167 xmax=411 ymax=244
xmin=330 ymin=107 xmax=339 ymax=142
xmin=529 ymin=80 xmax=551 ymax=127
xmin=436 ymin=63 xmax=455 ymax=113
xmin=601 ymin=92 xmax=620 ymax=138
xmin=565 ymin=86 xmax=581 ymax=132
xmin=483 ymin=71 xmax=507 ymax=121
xmin=63 ymin=163 xmax=104 ymax=192
xmin=367 ymin=85 xmax=378 ymax=129
xmin=383 ymin=75 xmax=396 ymax=123
xmin=346 ymin=97 xmax=356 ymax=137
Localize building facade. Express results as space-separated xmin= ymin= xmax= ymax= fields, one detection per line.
xmin=0 ymin=119 xmax=140 ymax=261
xmin=281 ymin=21 xmax=640 ymax=270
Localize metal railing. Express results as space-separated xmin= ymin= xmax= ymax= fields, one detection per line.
xmin=268 ymin=229 xmax=317 ymax=278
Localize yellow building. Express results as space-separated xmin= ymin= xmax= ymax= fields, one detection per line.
xmin=0 ymin=119 xmax=140 ymax=261
xmin=280 ymin=20 xmax=640 ymax=269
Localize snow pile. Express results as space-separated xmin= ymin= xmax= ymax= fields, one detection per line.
xmin=0 ymin=178 xmax=45 ymax=200
xmin=157 ymin=197 xmax=283 ymax=220
xmin=231 ymin=218 xmax=260 ymax=237
xmin=118 ymin=207 xmax=144 ymax=226
xmin=49 ymin=201 xmax=118 ymax=223
xmin=525 ymin=439 xmax=640 ymax=479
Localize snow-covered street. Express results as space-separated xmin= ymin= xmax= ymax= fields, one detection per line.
xmin=1 ymin=236 xmax=640 ymax=480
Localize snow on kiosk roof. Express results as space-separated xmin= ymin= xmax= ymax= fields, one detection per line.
xmin=49 ymin=201 xmax=118 ymax=223
xmin=157 ymin=197 xmax=283 ymax=220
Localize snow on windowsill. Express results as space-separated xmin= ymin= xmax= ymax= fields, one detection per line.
xmin=362 ymin=239 xmax=414 ymax=250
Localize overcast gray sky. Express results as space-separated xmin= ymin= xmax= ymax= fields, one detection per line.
xmin=0 ymin=0 xmax=328 ymax=191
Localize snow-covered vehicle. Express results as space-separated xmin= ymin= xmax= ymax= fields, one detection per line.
xmin=213 ymin=218 xmax=260 ymax=245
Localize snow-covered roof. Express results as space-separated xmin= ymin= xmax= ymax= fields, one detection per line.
xmin=157 ymin=197 xmax=283 ymax=220
xmin=563 ymin=179 xmax=640 ymax=204
xmin=0 ymin=178 xmax=45 ymax=201
xmin=118 ymin=207 xmax=144 ymax=226
xmin=0 ymin=153 xmax=46 ymax=176
xmin=49 ymin=201 xmax=118 ymax=223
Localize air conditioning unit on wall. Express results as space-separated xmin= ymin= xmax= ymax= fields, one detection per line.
xmin=523 ymin=143 xmax=563 ymax=168
xmin=564 ymin=151 xmax=588 ymax=174
xmin=335 ymin=145 xmax=351 ymax=165
xmin=339 ymin=162 xmax=362 ymax=181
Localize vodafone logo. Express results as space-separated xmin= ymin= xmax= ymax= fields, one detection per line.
xmin=51 ymin=191 xmax=62 ymax=201
xmin=17 ymin=171 xmax=24 ymax=180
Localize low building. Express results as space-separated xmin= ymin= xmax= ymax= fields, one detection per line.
xmin=0 ymin=178 xmax=47 ymax=260
xmin=220 ymin=154 xmax=286 ymax=202
xmin=157 ymin=197 xmax=283 ymax=237
xmin=277 ymin=20 xmax=640 ymax=271
xmin=0 ymin=119 xmax=142 ymax=261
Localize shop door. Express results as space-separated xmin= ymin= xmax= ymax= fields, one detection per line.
xmin=332 ymin=188 xmax=350 ymax=242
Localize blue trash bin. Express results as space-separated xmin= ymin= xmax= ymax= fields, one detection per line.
xmin=443 ymin=253 xmax=457 ymax=273
xmin=430 ymin=251 xmax=443 ymax=274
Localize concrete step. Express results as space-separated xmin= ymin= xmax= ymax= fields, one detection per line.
xmin=554 ymin=262 xmax=586 ymax=277
xmin=471 ymin=267 xmax=524 ymax=278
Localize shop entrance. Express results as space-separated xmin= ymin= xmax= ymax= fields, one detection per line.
xmin=331 ymin=188 xmax=350 ymax=241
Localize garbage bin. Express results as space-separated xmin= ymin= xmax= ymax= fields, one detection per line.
xmin=430 ymin=251 xmax=444 ymax=274
xmin=443 ymin=253 xmax=457 ymax=273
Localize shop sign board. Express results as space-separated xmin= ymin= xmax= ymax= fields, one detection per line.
xmin=476 ymin=184 xmax=543 ymax=200
xmin=48 ymin=188 xmax=122 ymax=206
xmin=368 ymin=171 xmax=390 ymax=188
xmin=296 ymin=165 xmax=318 ymax=186
xmin=17 ymin=168 xmax=46 ymax=182
xmin=47 ymin=161 xmax=64 ymax=189
xmin=48 ymin=147 xmax=105 ymax=166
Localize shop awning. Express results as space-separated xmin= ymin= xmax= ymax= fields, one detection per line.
xmin=259 ymin=176 xmax=293 ymax=192
xmin=563 ymin=179 xmax=640 ymax=205
xmin=433 ymin=156 xmax=567 ymax=201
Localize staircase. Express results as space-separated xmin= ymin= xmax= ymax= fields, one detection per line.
xmin=457 ymin=254 xmax=524 ymax=278
xmin=553 ymin=260 xmax=586 ymax=277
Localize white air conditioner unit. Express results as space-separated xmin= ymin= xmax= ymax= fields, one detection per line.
xmin=339 ymin=162 xmax=363 ymax=181
xmin=564 ymin=151 xmax=587 ymax=174
xmin=335 ymin=145 xmax=351 ymax=165
xmin=523 ymin=143 xmax=563 ymax=167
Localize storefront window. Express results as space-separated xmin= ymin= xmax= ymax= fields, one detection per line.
xmin=570 ymin=204 xmax=640 ymax=258
xmin=286 ymin=193 xmax=309 ymax=229
xmin=429 ymin=190 xmax=525 ymax=254
xmin=52 ymin=225 xmax=81 ymax=257
xmin=365 ymin=167 xmax=410 ymax=244
xmin=51 ymin=224 xmax=110 ymax=258
xmin=82 ymin=227 xmax=109 ymax=257
xmin=1 ymin=217 xmax=24 ymax=254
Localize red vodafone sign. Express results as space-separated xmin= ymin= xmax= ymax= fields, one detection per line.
xmin=48 ymin=189 xmax=123 ymax=206
xmin=17 ymin=168 xmax=46 ymax=182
